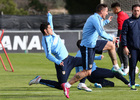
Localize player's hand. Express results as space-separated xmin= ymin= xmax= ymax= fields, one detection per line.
xmin=123 ymin=46 xmax=129 ymax=55
xmin=101 ymin=55 xmax=104 ymax=59
xmin=59 ymin=61 xmax=64 ymax=66
xmin=108 ymin=16 xmax=113 ymax=21
xmin=112 ymin=37 xmax=118 ymax=43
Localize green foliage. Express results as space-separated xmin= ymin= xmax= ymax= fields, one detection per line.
xmin=29 ymin=0 xmax=47 ymax=14
xmin=0 ymin=0 xmax=28 ymax=15
xmin=65 ymin=0 xmax=100 ymax=14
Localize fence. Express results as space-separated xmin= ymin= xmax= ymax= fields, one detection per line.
xmin=0 ymin=29 xmax=117 ymax=53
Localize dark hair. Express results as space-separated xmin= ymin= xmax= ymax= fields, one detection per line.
xmin=76 ymin=39 xmax=81 ymax=49
xmin=96 ymin=4 xmax=108 ymax=12
xmin=111 ymin=2 xmax=120 ymax=8
xmin=132 ymin=4 xmax=140 ymax=10
xmin=40 ymin=22 xmax=50 ymax=35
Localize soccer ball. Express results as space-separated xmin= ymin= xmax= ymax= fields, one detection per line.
xmin=135 ymin=66 xmax=139 ymax=74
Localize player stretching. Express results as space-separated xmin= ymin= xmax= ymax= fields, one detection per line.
xmin=62 ymin=4 xmax=126 ymax=98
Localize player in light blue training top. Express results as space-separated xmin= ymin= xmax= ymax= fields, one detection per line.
xmin=62 ymin=4 xmax=126 ymax=98
xmin=80 ymin=4 xmax=125 ymax=81
xmin=41 ymin=12 xmax=68 ymax=65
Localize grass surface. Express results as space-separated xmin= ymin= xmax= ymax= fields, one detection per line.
xmin=0 ymin=53 xmax=140 ymax=100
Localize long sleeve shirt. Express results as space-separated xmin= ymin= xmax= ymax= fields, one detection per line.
xmin=42 ymin=13 xmax=68 ymax=65
xmin=117 ymin=11 xmax=129 ymax=31
xmin=121 ymin=15 xmax=140 ymax=50
xmin=80 ymin=13 xmax=113 ymax=48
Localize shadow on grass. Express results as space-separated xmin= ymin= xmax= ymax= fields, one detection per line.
xmin=0 ymin=95 xmax=62 ymax=99
xmin=0 ymin=87 xmax=59 ymax=91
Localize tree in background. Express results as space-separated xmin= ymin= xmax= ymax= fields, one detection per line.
xmin=65 ymin=0 xmax=100 ymax=14
xmin=0 ymin=0 xmax=28 ymax=15
xmin=28 ymin=0 xmax=47 ymax=15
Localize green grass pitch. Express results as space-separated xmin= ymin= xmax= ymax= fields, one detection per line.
xmin=0 ymin=53 xmax=140 ymax=100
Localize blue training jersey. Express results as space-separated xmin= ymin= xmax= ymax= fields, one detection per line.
xmin=80 ymin=13 xmax=113 ymax=48
xmin=75 ymin=50 xmax=102 ymax=72
xmin=42 ymin=13 xmax=68 ymax=65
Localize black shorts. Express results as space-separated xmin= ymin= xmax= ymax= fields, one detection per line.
xmin=80 ymin=40 xmax=107 ymax=70
xmin=55 ymin=55 xmax=82 ymax=83
xmin=95 ymin=40 xmax=108 ymax=54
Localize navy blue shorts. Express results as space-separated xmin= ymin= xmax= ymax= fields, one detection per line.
xmin=80 ymin=40 xmax=107 ymax=70
xmin=55 ymin=55 xmax=82 ymax=84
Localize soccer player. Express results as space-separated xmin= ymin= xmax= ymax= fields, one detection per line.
xmin=62 ymin=4 xmax=126 ymax=98
xmin=75 ymin=40 xmax=101 ymax=91
xmin=79 ymin=4 xmax=125 ymax=76
xmin=111 ymin=2 xmax=129 ymax=74
xmin=121 ymin=4 xmax=140 ymax=90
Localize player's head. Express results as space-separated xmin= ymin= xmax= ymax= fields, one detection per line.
xmin=132 ymin=4 xmax=140 ymax=18
xmin=96 ymin=4 xmax=108 ymax=19
xmin=76 ymin=39 xmax=81 ymax=49
xmin=111 ymin=2 xmax=121 ymax=14
xmin=40 ymin=22 xmax=53 ymax=36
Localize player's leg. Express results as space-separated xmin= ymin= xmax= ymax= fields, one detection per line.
xmin=117 ymin=42 xmax=124 ymax=68
xmin=29 ymin=75 xmax=62 ymax=89
xmin=116 ymin=31 xmax=124 ymax=69
xmin=75 ymin=66 xmax=91 ymax=91
xmin=120 ymin=43 xmax=129 ymax=74
xmin=40 ymin=79 xmax=62 ymax=90
xmin=95 ymin=67 xmax=129 ymax=85
xmin=74 ymin=59 xmax=92 ymax=92
xmin=61 ymin=47 xmax=94 ymax=98
xmin=88 ymin=67 xmax=129 ymax=86
xmin=38 ymin=60 xmax=70 ymax=90
xmin=87 ymin=71 xmax=114 ymax=88
xmin=100 ymin=40 xmax=126 ymax=76
xmin=103 ymin=41 xmax=118 ymax=65
xmin=113 ymin=72 xmax=129 ymax=85
xmin=129 ymin=49 xmax=138 ymax=90
xmin=68 ymin=47 xmax=94 ymax=85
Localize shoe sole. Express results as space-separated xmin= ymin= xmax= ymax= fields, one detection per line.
xmin=131 ymin=89 xmax=138 ymax=91
xmin=77 ymin=88 xmax=92 ymax=92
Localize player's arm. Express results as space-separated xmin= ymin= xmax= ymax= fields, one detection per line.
xmin=44 ymin=38 xmax=62 ymax=65
xmin=121 ymin=20 xmax=129 ymax=55
xmin=93 ymin=18 xmax=113 ymax=41
xmin=103 ymin=19 xmax=110 ymax=26
xmin=47 ymin=12 xmax=55 ymax=33
xmin=117 ymin=15 xmax=123 ymax=30
xmin=103 ymin=16 xmax=113 ymax=26
xmin=94 ymin=55 xmax=104 ymax=60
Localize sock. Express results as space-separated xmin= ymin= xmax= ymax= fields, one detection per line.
xmin=113 ymin=64 xmax=120 ymax=69
xmin=121 ymin=63 xmax=124 ymax=68
xmin=65 ymin=82 xmax=71 ymax=88
xmin=128 ymin=83 xmax=131 ymax=87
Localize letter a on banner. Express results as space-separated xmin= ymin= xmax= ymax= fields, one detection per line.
xmin=0 ymin=30 xmax=14 ymax=72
